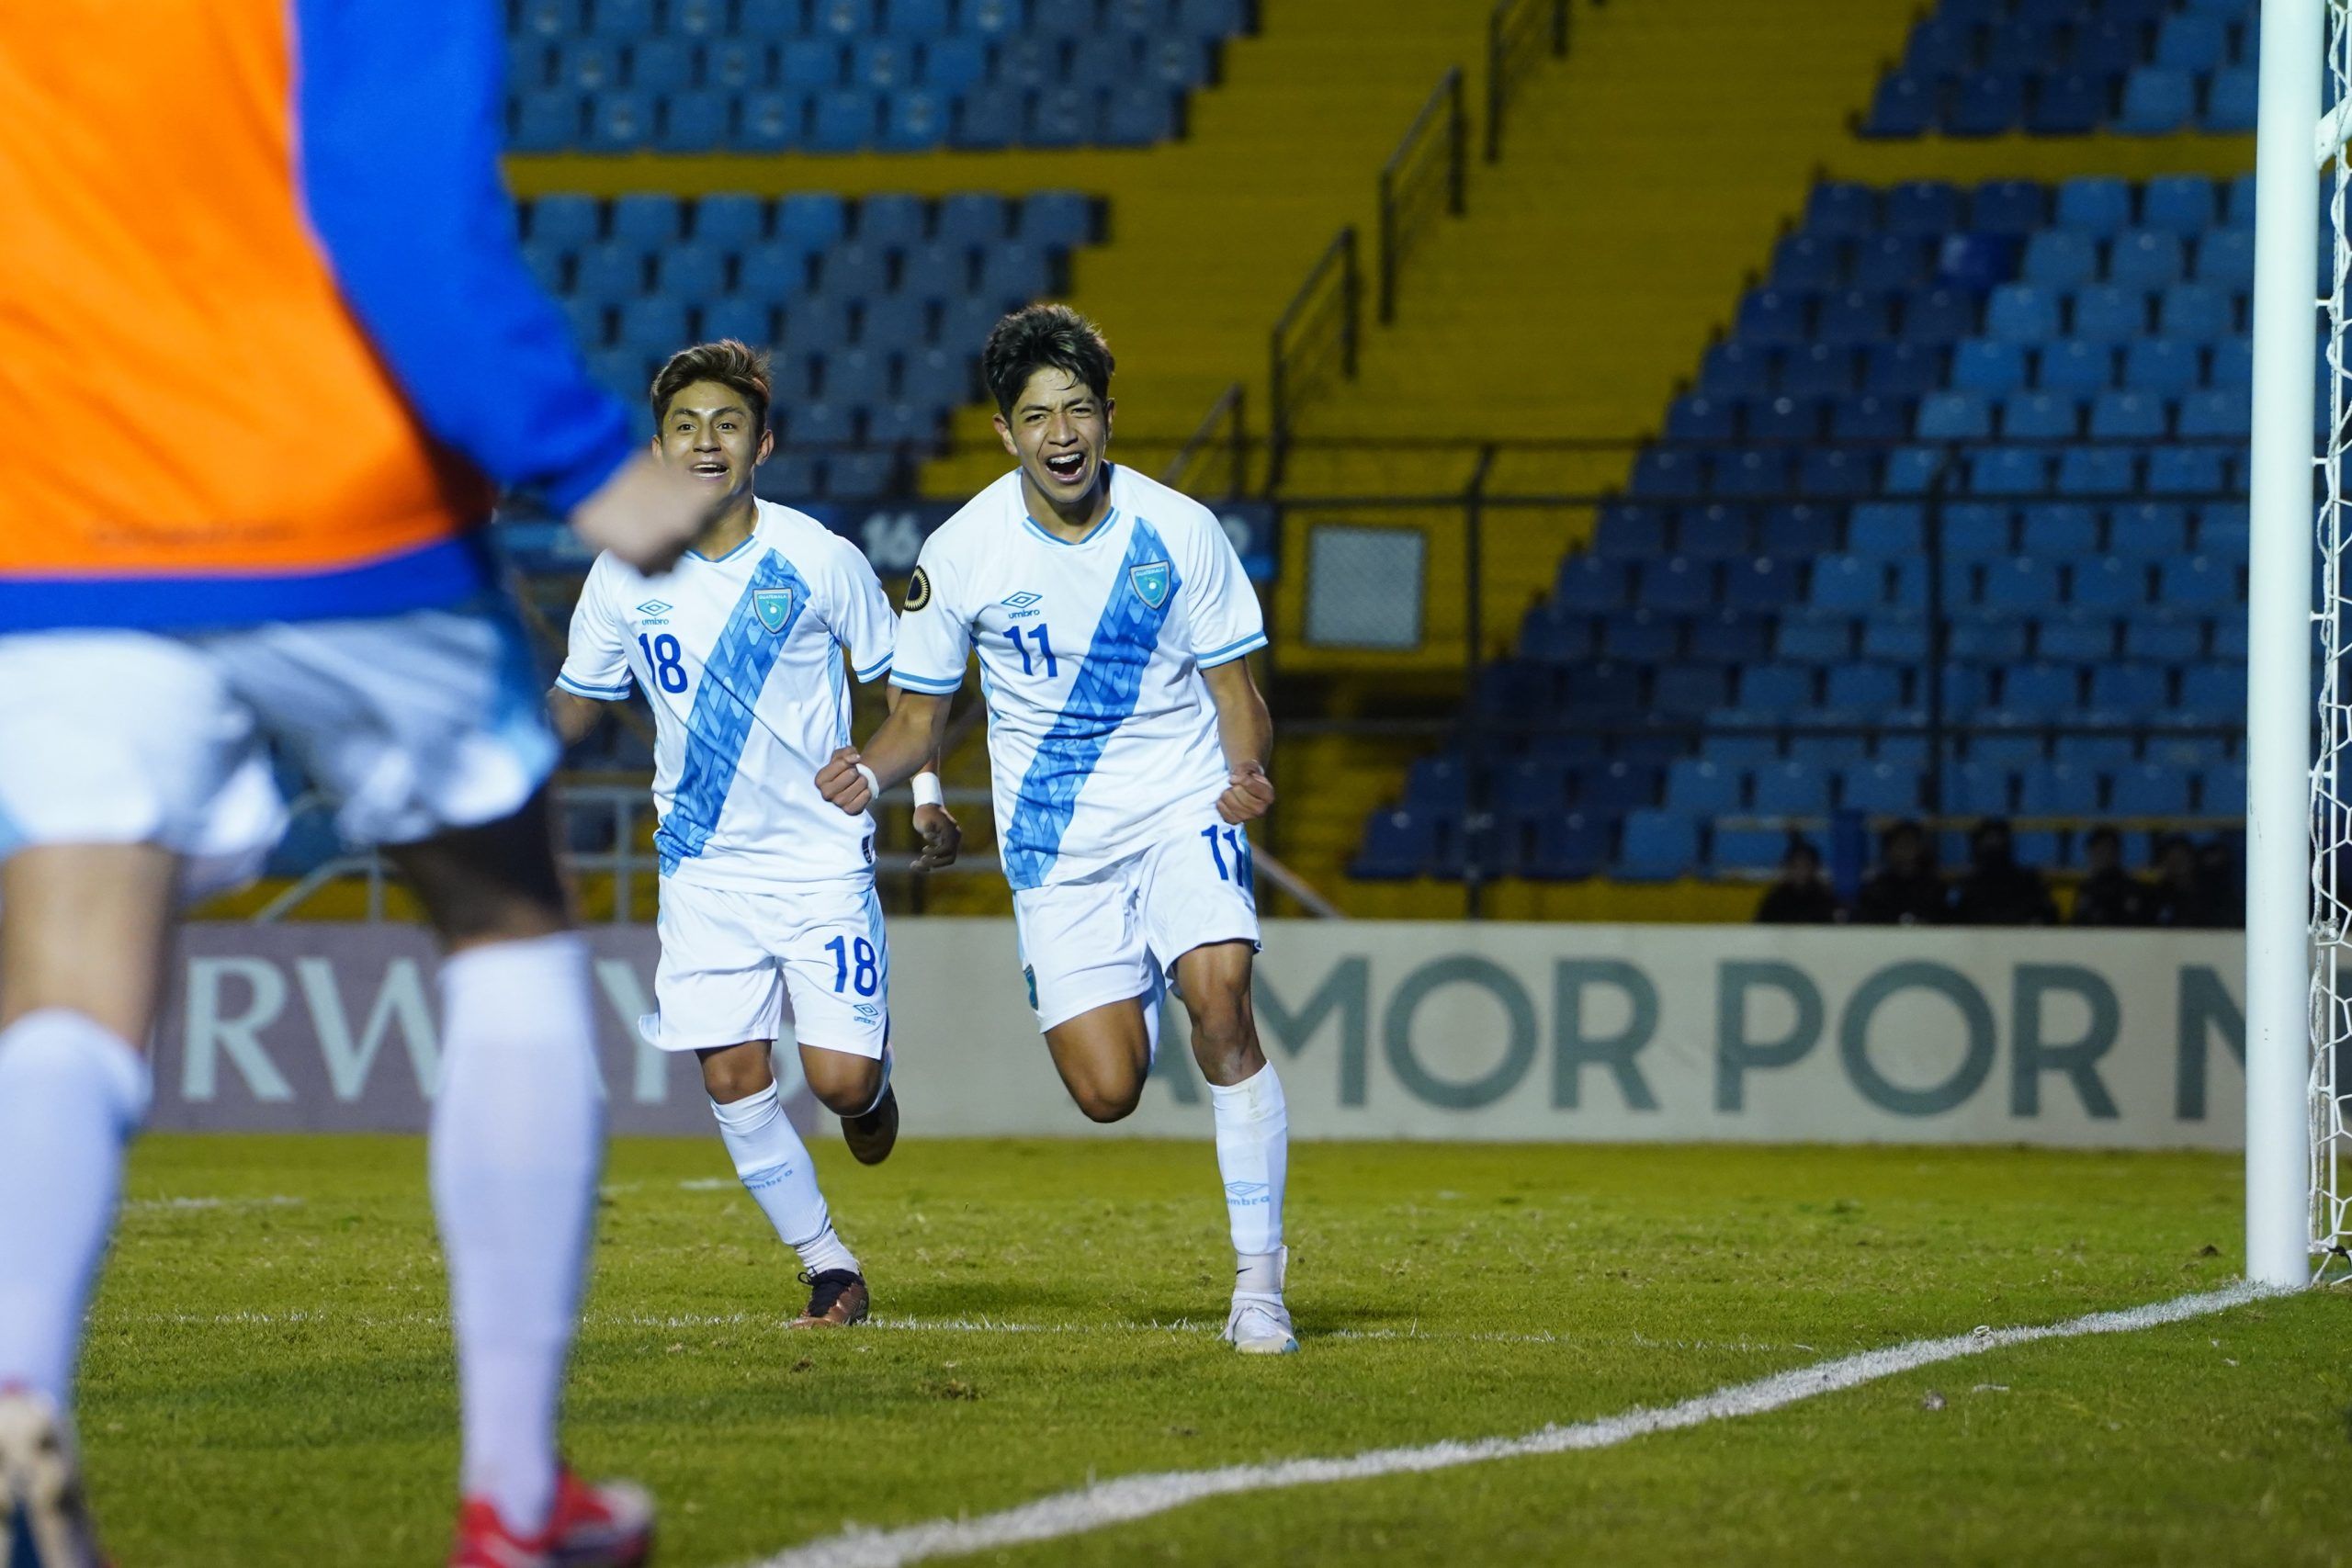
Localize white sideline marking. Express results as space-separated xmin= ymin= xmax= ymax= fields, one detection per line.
xmin=120 ymin=1195 xmax=305 ymax=1213
xmin=742 ymin=1282 xmax=2278 ymax=1568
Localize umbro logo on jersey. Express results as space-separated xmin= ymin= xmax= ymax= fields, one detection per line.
xmin=753 ymin=587 xmax=796 ymax=634
xmin=1002 ymin=591 xmax=1043 ymax=609
xmin=637 ymin=600 xmax=672 ymax=616
xmin=1129 ymin=559 xmax=1171 ymax=610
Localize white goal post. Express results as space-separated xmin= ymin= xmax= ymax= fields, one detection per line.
xmin=2251 ymin=0 xmax=2346 ymax=1286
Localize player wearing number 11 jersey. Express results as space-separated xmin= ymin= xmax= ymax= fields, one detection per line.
xmin=818 ymin=306 xmax=1297 ymax=1353
xmin=552 ymin=342 xmax=958 ymax=1332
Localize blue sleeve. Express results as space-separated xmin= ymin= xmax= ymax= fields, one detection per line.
xmin=293 ymin=0 xmax=634 ymax=512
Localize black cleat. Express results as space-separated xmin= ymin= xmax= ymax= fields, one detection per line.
xmin=790 ymin=1269 xmax=870 ymax=1328
xmin=842 ymin=1084 xmax=899 ymax=1166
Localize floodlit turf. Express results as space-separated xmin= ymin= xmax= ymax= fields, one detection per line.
xmin=78 ymin=1135 xmax=2349 ymax=1567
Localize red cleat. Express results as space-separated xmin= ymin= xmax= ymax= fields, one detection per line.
xmin=448 ymin=1468 xmax=652 ymax=1568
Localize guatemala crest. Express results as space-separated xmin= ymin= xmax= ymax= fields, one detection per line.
xmin=1128 ymin=559 xmax=1172 ymax=610
xmin=753 ymin=587 xmax=796 ymax=634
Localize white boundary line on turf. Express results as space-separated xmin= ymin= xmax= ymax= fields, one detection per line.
xmin=741 ymin=1281 xmax=2280 ymax=1568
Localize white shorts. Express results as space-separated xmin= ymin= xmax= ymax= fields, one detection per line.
xmin=1012 ymin=814 xmax=1261 ymax=1034
xmin=641 ymin=874 xmax=891 ymax=1059
xmin=0 ymin=609 xmax=556 ymax=900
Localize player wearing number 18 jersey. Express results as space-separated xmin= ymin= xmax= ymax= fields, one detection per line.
xmin=552 ymin=343 xmax=958 ymax=1332
xmin=818 ymin=306 xmax=1296 ymax=1353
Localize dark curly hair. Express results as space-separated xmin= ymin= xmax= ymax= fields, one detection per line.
xmin=982 ymin=303 xmax=1114 ymax=417
xmin=650 ymin=339 xmax=773 ymax=434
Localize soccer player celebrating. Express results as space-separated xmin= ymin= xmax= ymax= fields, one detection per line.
xmin=0 ymin=5 xmax=714 ymax=1563
xmin=817 ymin=306 xmax=1296 ymax=1355
xmin=551 ymin=341 xmax=957 ymax=1332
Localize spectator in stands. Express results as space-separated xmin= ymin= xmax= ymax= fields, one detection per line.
xmin=2070 ymin=826 xmax=2151 ymax=927
xmin=2150 ymin=834 xmax=2235 ymax=929
xmin=1855 ymin=819 xmax=1946 ymax=925
xmin=1951 ymin=818 xmax=2058 ymax=926
xmin=1755 ymin=839 xmax=1843 ymax=924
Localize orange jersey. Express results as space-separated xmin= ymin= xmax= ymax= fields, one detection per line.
xmin=0 ymin=0 xmax=629 ymax=627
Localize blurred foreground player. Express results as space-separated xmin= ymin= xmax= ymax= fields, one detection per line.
xmin=817 ymin=307 xmax=1299 ymax=1354
xmin=550 ymin=342 xmax=960 ymax=1331
xmin=0 ymin=5 xmax=714 ymax=1564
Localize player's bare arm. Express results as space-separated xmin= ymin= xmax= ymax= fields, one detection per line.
xmin=547 ymin=688 xmax=610 ymax=748
xmin=1202 ymin=657 xmax=1274 ymax=825
xmin=818 ymin=689 xmax=954 ymax=815
xmin=884 ymin=683 xmax=961 ymax=870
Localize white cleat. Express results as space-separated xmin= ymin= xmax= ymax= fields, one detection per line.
xmin=1221 ymin=1294 xmax=1299 ymax=1356
xmin=0 ymin=1387 xmax=105 ymax=1568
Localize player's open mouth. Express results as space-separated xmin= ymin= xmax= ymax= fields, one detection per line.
xmin=689 ymin=461 xmax=730 ymax=481
xmin=1044 ymin=452 xmax=1087 ymax=482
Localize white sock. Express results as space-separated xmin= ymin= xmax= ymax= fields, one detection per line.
xmin=0 ymin=1010 xmax=150 ymax=1404
xmin=711 ymin=1085 xmax=858 ymax=1277
xmin=429 ymin=933 xmax=604 ymax=1539
xmin=1208 ymin=1061 xmax=1288 ymax=1286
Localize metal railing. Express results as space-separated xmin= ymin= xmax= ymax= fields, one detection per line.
xmin=1161 ymin=380 xmax=1250 ymax=498
xmin=1377 ymin=67 xmax=1468 ymax=325
xmin=1486 ymin=0 xmax=1571 ymax=163
xmin=1266 ymin=226 xmax=1362 ymax=488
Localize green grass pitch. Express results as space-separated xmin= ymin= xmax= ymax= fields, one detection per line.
xmin=77 ymin=1135 xmax=2351 ymax=1566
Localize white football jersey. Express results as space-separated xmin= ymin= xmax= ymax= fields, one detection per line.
xmin=558 ymin=499 xmax=896 ymax=890
xmin=891 ymin=465 xmax=1265 ymax=892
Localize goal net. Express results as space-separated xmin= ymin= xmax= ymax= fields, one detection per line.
xmin=2312 ymin=0 xmax=2352 ymax=1281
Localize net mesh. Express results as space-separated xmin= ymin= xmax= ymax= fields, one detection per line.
xmin=2313 ymin=0 xmax=2352 ymax=1281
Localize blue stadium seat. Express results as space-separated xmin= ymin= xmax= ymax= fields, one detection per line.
xmin=571 ymin=241 xmax=647 ymax=301
xmin=2117 ymin=67 xmax=2195 ymax=133
xmin=1676 ymin=503 xmax=1750 ymax=558
xmin=1824 ymin=663 xmax=1904 ymax=712
xmin=2155 ymin=284 xmax=2233 ymax=342
xmin=1952 ymin=341 xmax=2030 ymax=395
xmin=2003 ymin=390 xmax=2079 ymax=439
xmin=1917 ymin=390 xmax=1993 ymax=439
xmin=880 ymin=89 xmax=949 ymax=149
xmin=1618 ymin=812 xmax=1702 ymax=881
xmin=2109 ymin=229 xmax=2186 ymax=287
xmin=980 ymin=242 xmax=1053 ymax=303
xmin=1754 ymin=761 xmax=1833 ymax=815
xmin=737 ymin=239 xmax=814 ymax=302
xmin=2056 ymin=446 xmax=2138 ymax=495
xmin=1774 ymin=615 xmax=1852 ymax=664
xmin=1842 ymin=762 xmax=1921 ymax=816
xmin=653 ymin=241 xmax=725 ymax=297
xmin=2177 ymin=389 xmax=2251 ymax=439
xmin=2018 ymin=502 xmax=2098 ymax=555
xmin=1667 ymin=759 xmax=1745 ymax=814
xmin=528 ymin=194 xmax=603 ymax=251
xmin=2037 ymin=612 xmax=2116 ymax=660
xmin=1689 ymin=609 xmax=1771 ymax=662
xmin=702 ymin=39 xmax=768 ymax=90
xmin=780 ymin=39 xmax=843 ymax=90
xmin=1899 ymin=288 xmax=1979 ymax=343
xmin=1969 ymin=446 xmax=2048 ymax=495
xmin=2021 ymin=231 xmax=2098 ymax=288
xmin=2195 ymin=502 xmax=2250 ymax=557
xmin=921 ymin=35 xmax=989 ymax=92
xmin=1944 ymin=502 xmax=2012 ymax=558
xmin=1600 ymin=608 xmax=1680 ymax=661
xmin=2001 ymin=662 xmax=2084 ymax=719
xmin=2038 ymin=340 xmax=2114 ymax=393
xmin=695 ymin=193 xmax=767 ymax=249
xmin=809 ymin=87 xmax=880 ymax=150
xmin=1806 ymin=182 xmax=1879 ymax=237
xmin=782 ymin=400 xmax=858 ymax=447
xmin=1987 ymin=284 xmax=2061 ymax=343
xmin=1521 ymin=606 xmax=1596 ymax=663
xmin=1099 ymin=85 xmax=1178 ymax=145
xmin=584 ymin=89 xmax=656 ymax=151
xmin=1555 ymin=556 xmax=1630 ymax=613
xmin=1738 ymin=288 xmax=1811 ymax=346
xmin=1495 ymin=761 xmax=1572 ymax=818
xmin=2088 ymin=390 xmax=2165 ymax=440
xmin=1885 ymin=180 xmax=1964 ymax=236
xmin=1849 ymin=502 xmax=1925 ymax=557
xmin=1949 ymin=71 xmax=2025 ymax=136
xmin=2110 ymin=762 xmax=2193 ymax=816
xmin=953 ymin=85 xmax=1025 ymax=149
xmin=511 ymin=89 xmax=586 ymax=151
xmin=2122 ymin=338 xmax=2201 ymax=395
xmin=591 ymin=0 xmax=655 ymax=38
xmin=2154 ymin=11 xmax=2228 ymax=70
xmin=2142 ymin=175 xmax=2219 ymax=235
xmin=1353 ymin=810 xmax=1440 ymax=880
xmin=1022 ymin=190 xmax=1097 ymax=248
xmin=812 ymin=0 xmax=876 ymax=37
xmin=735 ymin=90 xmax=804 ymax=151
xmin=2194 ymin=227 xmax=2256 ymax=288
xmin=1860 ymin=614 xmax=1928 ymax=661
xmin=2178 ymin=665 xmax=2244 ymax=723
xmin=1971 ymin=179 xmax=2046 ymax=234
xmin=1831 ymin=393 xmax=1914 ymax=441
xmin=2091 ymin=664 xmax=2171 ymax=717
xmin=616 ymin=297 xmax=692 ymax=356
xmin=701 ymin=298 xmax=774 ymax=345
xmin=2145 ymin=446 xmax=2227 ymax=496
xmin=2028 ymin=71 xmax=2108 ymax=136
xmin=1981 ymin=557 xmax=2064 ymax=612
xmin=2125 ymin=614 xmax=2204 ymax=661
xmin=1144 ymin=36 xmax=1215 ymax=90
xmin=859 ymin=294 xmax=931 ymax=347
xmin=1866 ymin=73 xmax=1940 ymax=138
xmin=1810 ymin=555 xmax=1886 ymax=611
xmin=629 ymin=37 xmax=694 ymax=93
xmin=934 ymin=192 xmax=1008 ymax=247
xmin=1758 ymin=502 xmax=1843 ymax=554
xmin=1949 ymin=615 xmax=2029 ymax=660
xmin=2073 ymin=285 xmax=2147 ymax=343
xmin=1817 ymin=290 xmax=1892 ymax=346
xmin=1749 ymin=395 xmax=1821 ymax=441
xmin=1578 ymin=760 xmax=1664 ymax=812
xmin=2055 ymin=176 xmax=2133 ymax=236
xmin=2205 ymin=66 xmax=2257 ymax=132
xmin=1865 ymin=344 xmax=1943 ymax=397
xmin=851 ymin=38 xmax=917 ymax=89
xmin=887 ymin=0 xmax=954 ymax=31
xmin=1640 ymin=557 xmax=1715 ymax=613
xmin=1773 ymin=233 xmax=1846 ymax=290
xmin=2158 ymin=555 xmax=2239 ymax=607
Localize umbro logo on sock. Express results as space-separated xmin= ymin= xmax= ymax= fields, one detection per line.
xmin=1223 ymin=1180 xmax=1270 ymax=1204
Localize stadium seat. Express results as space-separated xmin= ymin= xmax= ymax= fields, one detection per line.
xmin=2117 ymin=67 xmax=2195 ymax=133
xmin=2056 ymin=177 xmax=2133 ymax=236
xmin=1618 ymin=812 xmax=1702 ymax=880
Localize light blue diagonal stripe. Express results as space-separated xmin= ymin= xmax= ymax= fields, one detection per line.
xmin=656 ymin=550 xmax=810 ymax=874
xmin=1001 ymin=521 xmax=1180 ymax=891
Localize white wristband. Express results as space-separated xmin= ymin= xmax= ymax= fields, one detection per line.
xmin=854 ymin=763 xmax=880 ymax=802
xmin=911 ymin=771 xmax=944 ymax=808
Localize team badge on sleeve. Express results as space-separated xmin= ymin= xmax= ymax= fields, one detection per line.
xmin=1128 ymin=559 xmax=1171 ymax=610
xmin=753 ymin=587 xmax=797 ymax=634
xmin=905 ymin=566 xmax=933 ymax=612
